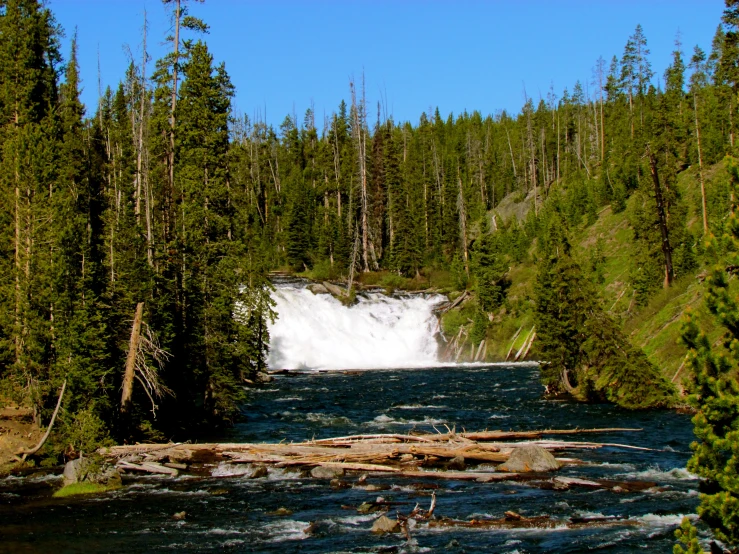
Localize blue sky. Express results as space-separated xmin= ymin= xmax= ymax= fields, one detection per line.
xmin=49 ymin=0 xmax=724 ymax=129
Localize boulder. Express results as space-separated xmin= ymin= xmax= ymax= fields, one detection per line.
xmin=254 ymin=371 xmax=274 ymax=384
xmin=310 ymin=465 xmax=345 ymax=479
xmin=446 ymin=455 xmax=466 ymax=471
xmin=307 ymin=283 xmax=329 ymax=295
xmin=269 ymin=507 xmax=293 ymax=516
xmin=371 ymin=515 xmax=401 ymax=534
xmin=63 ymin=457 xmax=122 ymax=488
xmin=63 ymin=457 xmax=89 ymax=486
xmin=498 ymin=445 xmax=560 ymax=473
xmin=322 ymin=281 xmax=346 ymax=297
xmin=330 ymin=479 xmax=350 ymax=489
xmin=249 ymin=465 xmax=268 ymax=479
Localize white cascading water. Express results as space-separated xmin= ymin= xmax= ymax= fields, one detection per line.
xmin=267 ymin=282 xmax=446 ymax=370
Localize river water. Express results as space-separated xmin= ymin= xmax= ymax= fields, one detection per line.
xmin=0 ymin=365 xmax=698 ymax=553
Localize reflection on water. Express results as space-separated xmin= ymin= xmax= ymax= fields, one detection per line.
xmin=0 ymin=366 xmax=699 ymax=553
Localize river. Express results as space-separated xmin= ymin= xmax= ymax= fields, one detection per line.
xmin=0 ymin=365 xmax=697 ymax=553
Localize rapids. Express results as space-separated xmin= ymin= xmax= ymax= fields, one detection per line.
xmin=0 ymin=366 xmax=701 ymax=553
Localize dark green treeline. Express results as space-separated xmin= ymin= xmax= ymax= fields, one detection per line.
xmin=237 ymin=24 xmax=730 ymax=297
xmin=0 ymin=0 xmax=273 ymax=448
xmin=0 ymin=0 xmax=737 ymax=450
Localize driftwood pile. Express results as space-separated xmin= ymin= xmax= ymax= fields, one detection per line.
xmin=99 ymin=427 xmax=667 ymax=534
xmin=101 ymin=427 xmax=650 ymax=487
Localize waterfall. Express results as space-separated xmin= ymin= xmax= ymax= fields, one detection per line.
xmin=267 ymin=282 xmax=446 ymax=370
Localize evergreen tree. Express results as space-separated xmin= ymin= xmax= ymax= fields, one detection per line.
xmin=676 ymin=156 xmax=739 ymax=551
xmin=534 ymin=217 xmax=674 ymax=409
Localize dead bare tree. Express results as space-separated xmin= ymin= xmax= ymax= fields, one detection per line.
xmin=121 ymin=303 xmax=172 ymax=416
xmin=16 ymin=380 xmax=66 ymax=461
xmin=646 ymin=145 xmax=674 ymax=287
xmin=693 ymin=93 xmax=708 ymax=234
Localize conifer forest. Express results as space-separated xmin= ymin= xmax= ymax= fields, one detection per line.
xmin=6 ymin=0 xmax=739 ymax=551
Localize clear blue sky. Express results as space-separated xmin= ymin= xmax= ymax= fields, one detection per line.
xmin=49 ymin=0 xmax=724 ymax=129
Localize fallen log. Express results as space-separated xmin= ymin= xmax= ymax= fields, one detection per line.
xmin=430 ymin=427 xmax=642 ymax=442
xmin=16 ymin=380 xmax=66 ymax=461
xmin=117 ymin=460 xmax=179 ymax=476
xmin=309 ymin=433 xmax=436 ymax=444
xmin=505 ymin=326 xmax=523 ymax=361
xmin=275 ymin=461 xmax=402 ymax=473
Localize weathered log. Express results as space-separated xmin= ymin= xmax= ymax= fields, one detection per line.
xmin=514 ymin=326 xmax=535 ymax=361
xmin=505 ymin=326 xmax=524 ymax=361
xmin=121 ymin=302 xmax=144 ymax=413
xmin=16 ymin=380 xmax=66 ymax=461
xmin=429 ymin=427 xmax=642 ymax=442
xmin=117 ymin=460 xmax=178 ymax=476
xmin=310 ymin=433 xmax=436 ymax=444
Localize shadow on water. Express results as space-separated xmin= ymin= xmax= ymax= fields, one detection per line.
xmin=0 ymin=365 xmax=697 ymax=553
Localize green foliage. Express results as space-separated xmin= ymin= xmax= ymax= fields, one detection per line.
xmin=469 ymin=308 xmax=488 ymax=346
xmin=53 ymin=482 xmax=113 ymax=498
xmin=534 ymin=217 xmax=675 ymax=408
xmin=474 ymin=228 xmax=511 ymax=312
xmin=0 ymin=0 xmax=736 ymax=460
xmin=674 ymin=517 xmax=703 ymax=554
xmin=680 ymin=155 xmax=739 ymax=547
xmin=57 ymin=408 xmax=113 ymax=457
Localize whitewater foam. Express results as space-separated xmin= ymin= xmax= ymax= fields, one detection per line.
xmin=266 ymin=283 xmax=445 ymax=370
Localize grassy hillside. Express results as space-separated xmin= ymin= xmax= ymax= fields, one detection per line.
xmin=440 ymin=159 xmax=732 ymax=391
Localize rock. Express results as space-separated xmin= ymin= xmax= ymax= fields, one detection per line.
xmin=310 ymin=465 xmax=345 ymax=479
xmin=249 ymin=465 xmax=268 ymax=479
xmin=330 ymin=479 xmax=350 ymax=489
xmin=63 ymin=457 xmax=121 ymax=488
xmin=498 ymin=445 xmax=561 ymax=473
xmin=269 ymin=507 xmax=293 ymax=516
xmin=255 ymin=372 xmax=274 ymax=384
xmin=308 ymin=283 xmax=329 ymax=295
xmin=371 ymin=515 xmax=401 ymax=534
xmin=446 ymin=455 xmax=466 ymax=471
xmin=322 ymin=281 xmax=346 ymax=297
xmin=357 ymin=502 xmax=378 ymax=514
xmin=362 ymin=483 xmax=389 ymax=492
xmin=97 ymin=467 xmax=122 ymax=489
xmin=172 ymin=511 xmax=186 ymax=520
xmin=63 ymin=457 xmax=89 ymax=486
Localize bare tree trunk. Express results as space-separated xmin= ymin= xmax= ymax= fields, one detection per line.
xmin=350 ymin=77 xmax=370 ymax=272
xmin=505 ymin=124 xmax=517 ymax=182
xmin=347 ymin=226 xmax=359 ymax=293
xmin=121 ymin=302 xmax=145 ymax=413
xmin=14 ymin=154 xmax=21 ymax=364
xmin=17 ymin=381 xmax=66 ymax=460
xmin=457 ymin=170 xmax=470 ymax=278
xmin=693 ymin=93 xmax=708 ymax=235
xmin=647 ymin=147 xmax=674 ymax=287
xmin=169 ymin=0 xmax=180 ymax=198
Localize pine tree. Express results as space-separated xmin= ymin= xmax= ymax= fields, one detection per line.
xmin=676 ymin=156 xmax=739 ymax=551
xmin=534 ymin=216 xmax=674 ymax=409
xmin=0 ymin=0 xmax=62 ymax=417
